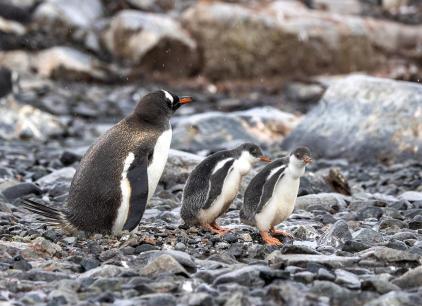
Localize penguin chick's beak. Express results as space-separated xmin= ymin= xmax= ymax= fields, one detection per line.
xmin=303 ymin=155 xmax=312 ymax=164
xmin=259 ymin=156 xmax=272 ymax=163
xmin=179 ymin=96 xmax=192 ymax=104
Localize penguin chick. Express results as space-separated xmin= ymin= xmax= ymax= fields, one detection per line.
xmin=181 ymin=143 xmax=271 ymax=235
xmin=240 ymin=147 xmax=312 ymax=245
xmin=23 ymin=90 xmax=192 ymax=234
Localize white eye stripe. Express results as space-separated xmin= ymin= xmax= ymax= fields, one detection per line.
xmin=161 ymin=90 xmax=174 ymax=103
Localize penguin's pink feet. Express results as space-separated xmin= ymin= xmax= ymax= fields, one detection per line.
xmin=202 ymin=224 xmax=226 ymax=235
xmin=271 ymin=227 xmax=294 ymax=239
xmin=211 ymin=222 xmax=230 ymax=235
xmin=260 ymin=231 xmax=282 ymax=246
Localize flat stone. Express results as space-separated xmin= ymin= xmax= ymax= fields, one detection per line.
xmin=213 ymin=265 xmax=271 ymax=287
xmin=358 ymin=247 xmax=421 ymax=264
xmin=365 ymin=291 xmax=422 ymax=306
xmin=334 ymin=269 xmax=361 ymax=289
xmin=392 ymin=265 xmax=422 ymax=289
xmin=266 ymin=251 xmax=359 ymax=269
xmin=296 ymin=193 xmax=348 ymax=213
xmin=352 ymin=228 xmax=384 ymax=244
xmin=399 ymin=191 xmax=422 ymax=202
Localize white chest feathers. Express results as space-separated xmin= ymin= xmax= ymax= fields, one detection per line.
xmin=113 ymin=152 xmax=135 ymax=234
xmin=199 ymin=152 xmax=253 ymax=224
xmin=112 ymin=128 xmax=172 ymax=234
xmin=255 ymin=162 xmax=304 ymax=231
xmin=147 ymin=128 xmax=172 ymax=201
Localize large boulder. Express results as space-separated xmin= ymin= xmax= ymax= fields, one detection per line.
xmin=0 ymin=47 xmax=113 ymax=81
xmin=0 ymin=98 xmax=65 ymax=141
xmin=182 ymin=1 xmax=422 ymax=80
xmin=282 ymin=75 xmax=422 ymax=163
xmin=34 ymin=0 xmax=103 ymax=29
xmin=101 ymin=10 xmax=199 ymax=76
xmin=172 ymin=106 xmax=300 ymax=153
xmin=33 ymin=47 xmax=112 ymax=81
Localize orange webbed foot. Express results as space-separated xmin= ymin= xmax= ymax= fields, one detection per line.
xmin=271 ymin=227 xmax=294 ymax=239
xmin=260 ymin=231 xmax=282 ymax=246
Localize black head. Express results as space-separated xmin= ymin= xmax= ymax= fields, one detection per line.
xmin=237 ymin=143 xmax=272 ymax=162
xmin=133 ymin=90 xmax=192 ymax=122
xmin=290 ymin=146 xmax=312 ymax=164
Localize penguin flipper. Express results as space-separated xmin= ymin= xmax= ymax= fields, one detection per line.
xmin=202 ymin=159 xmax=235 ymax=209
xmin=242 ymin=160 xmax=287 ymax=221
xmin=255 ymin=168 xmax=286 ymax=214
xmin=122 ymin=156 xmax=149 ymax=231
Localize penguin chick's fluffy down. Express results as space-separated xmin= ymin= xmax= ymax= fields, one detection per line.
xmin=181 ymin=143 xmax=271 ymax=235
xmin=240 ymin=147 xmax=312 ymax=245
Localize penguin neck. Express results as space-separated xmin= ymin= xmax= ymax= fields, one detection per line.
xmin=287 ymin=156 xmax=305 ymax=179
xmin=235 ymin=151 xmax=253 ymax=176
xmin=131 ymin=111 xmax=170 ymax=129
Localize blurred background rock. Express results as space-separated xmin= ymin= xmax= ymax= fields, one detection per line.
xmin=0 ymin=0 xmax=420 ymax=160
xmin=1 ymin=2 xmax=422 ymax=305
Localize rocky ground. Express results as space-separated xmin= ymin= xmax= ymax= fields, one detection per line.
xmin=1 ymin=0 xmax=422 ymax=305
xmin=0 ymin=76 xmax=421 ymax=305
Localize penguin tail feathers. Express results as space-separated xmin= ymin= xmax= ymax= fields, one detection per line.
xmin=21 ymin=199 xmax=75 ymax=232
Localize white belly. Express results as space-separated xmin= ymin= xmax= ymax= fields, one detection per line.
xmin=255 ymin=175 xmax=300 ymax=231
xmin=198 ymin=163 xmax=243 ymax=224
xmin=147 ymin=128 xmax=172 ymax=201
xmin=112 ymin=128 xmax=172 ymax=234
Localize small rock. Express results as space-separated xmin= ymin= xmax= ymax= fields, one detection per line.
xmin=341 ymin=240 xmax=370 ymax=253
xmin=362 ymin=279 xmax=401 ymax=294
xmin=63 ymin=237 xmax=76 ymax=244
xmin=296 ymin=193 xmax=347 ymax=213
xmin=2 ymin=182 xmax=42 ymax=201
xmin=213 ymin=265 xmax=269 ymax=287
xmin=392 ymin=265 xmax=422 ymax=289
xmin=319 ymin=220 xmax=352 ymax=248
xmin=358 ymin=247 xmax=421 ymax=263
xmin=80 ymin=258 xmax=100 ymax=272
xmin=294 ymin=271 xmax=314 ymax=283
xmin=365 ymin=291 xmax=422 ymax=306
xmin=135 ymin=243 xmax=159 ymax=254
xmin=335 ymin=269 xmax=361 ymax=289
xmin=352 ymin=228 xmax=384 ymax=244
xmin=222 ymin=233 xmax=238 ymax=243
xmin=356 ymin=206 xmax=384 ymax=220
xmin=379 ymin=218 xmax=407 ymax=231
xmin=34 ymin=0 xmax=103 ymax=29
xmin=31 ymin=237 xmax=62 ymax=256
xmin=36 ymin=167 xmax=75 ymax=190
xmin=317 ymin=268 xmax=335 ymax=281
xmin=175 ymin=242 xmax=186 ymax=251
xmin=399 ymin=191 xmax=422 ymax=202
xmin=140 ymin=254 xmax=189 ymax=277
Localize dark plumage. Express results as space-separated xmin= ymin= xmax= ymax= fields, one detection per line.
xmin=240 ymin=158 xmax=288 ymax=225
xmin=23 ymin=90 xmax=192 ymax=234
xmin=181 ymin=143 xmax=270 ymax=234
xmin=240 ymin=147 xmax=312 ymax=245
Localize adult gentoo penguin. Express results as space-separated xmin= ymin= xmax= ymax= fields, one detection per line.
xmin=240 ymin=147 xmax=312 ymax=245
xmin=23 ymin=90 xmax=192 ymax=234
xmin=181 ymin=143 xmax=271 ymax=234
